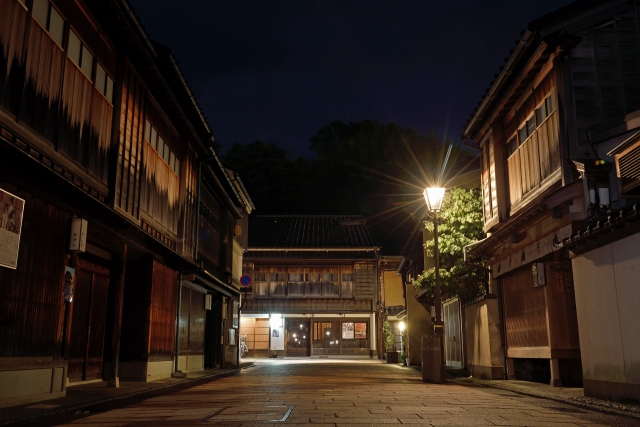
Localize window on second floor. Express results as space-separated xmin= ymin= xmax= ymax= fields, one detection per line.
xmin=517 ymin=116 xmax=536 ymax=146
xmin=67 ymin=29 xmax=93 ymax=79
xmin=536 ymin=91 xmax=556 ymax=127
xmin=95 ymin=63 xmax=114 ymax=104
xmin=144 ymin=121 xmax=181 ymax=176
xmin=32 ymin=0 xmax=64 ymax=47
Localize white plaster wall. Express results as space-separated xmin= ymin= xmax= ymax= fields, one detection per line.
xmin=572 ymin=232 xmax=640 ymax=385
xmin=611 ymin=234 xmax=640 ymax=384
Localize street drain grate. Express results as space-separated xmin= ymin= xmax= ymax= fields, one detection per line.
xmin=200 ymin=405 xmax=294 ymax=423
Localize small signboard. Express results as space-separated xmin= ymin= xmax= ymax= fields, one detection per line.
xmin=342 ymin=322 xmax=354 ymax=339
xmin=240 ymin=273 xmax=253 ymax=287
xmin=355 ymin=322 xmax=367 ymax=339
xmin=0 ymin=188 xmax=25 ymax=270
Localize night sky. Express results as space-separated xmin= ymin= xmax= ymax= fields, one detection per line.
xmin=129 ymin=0 xmax=575 ymax=157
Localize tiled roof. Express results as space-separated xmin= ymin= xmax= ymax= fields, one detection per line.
xmin=248 ymin=215 xmax=377 ymax=249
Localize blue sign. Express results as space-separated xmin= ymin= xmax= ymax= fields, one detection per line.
xmin=240 ymin=274 xmax=253 ymax=287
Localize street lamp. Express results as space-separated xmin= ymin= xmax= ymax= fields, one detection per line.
xmin=423 ymin=186 xmax=446 ymax=382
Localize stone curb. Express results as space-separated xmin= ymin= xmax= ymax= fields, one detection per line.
xmin=0 ymin=364 xmax=255 ymax=426
xmin=456 ymin=378 xmax=640 ymax=422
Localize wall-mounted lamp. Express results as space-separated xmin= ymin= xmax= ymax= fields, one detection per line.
xmin=573 ymin=159 xmax=613 ymax=218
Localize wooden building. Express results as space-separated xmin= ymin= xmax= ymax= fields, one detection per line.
xmin=0 ymin=0 xmax=250 ymax=407
xmin=461 ymin=0 xmax=640 ymax=386
xmin=240 ymin=215 xmax=380 ymax=358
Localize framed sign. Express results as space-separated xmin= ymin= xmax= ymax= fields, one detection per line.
xmin=0 ymin=189 xmax=25 ymax=270
xmin=342 ymin=322 xmax=354 ymax=339
xmin=232 ymin=301 xmax=239 ymax=328
xmin=355 ymin=322 xmax=367 ymax=339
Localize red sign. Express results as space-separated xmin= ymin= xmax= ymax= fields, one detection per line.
xmin=240 ymin=274 xmax=253 ymax=287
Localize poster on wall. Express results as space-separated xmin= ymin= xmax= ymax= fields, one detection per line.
xmin=355 ymin=322 xmax=367 ymax=339
xmin=342 ymin=322 xmax=354 ymax=339
xmin=0 ymin=188 xmax=25 ymax=270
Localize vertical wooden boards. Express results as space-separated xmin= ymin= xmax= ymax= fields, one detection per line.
xmin=0 ymin=181 xmax=69 ymax=358
xmin=503 ymin=72 xmax=560 ymax=208
xmin=501 ymin=266 xmax=549 ymax=349
xmin=354 ymin=261 xmax=375 ymax=299
xmin=178 ymin=285 xmax=190 ymax=352
xmin=22 ymin=20 xmax=63 ymax=142
xmin=570 ymin=10 xmax=640 ymax=156
xmin=114 ymin=64 xmax=144 ymax=219
xmin=181 ymin=148 xmax=197 ymax=258
xmin=148 ymin=260 xmax=178 ymax=356
xmin=0 ymin=0 xmax=27 ymax=114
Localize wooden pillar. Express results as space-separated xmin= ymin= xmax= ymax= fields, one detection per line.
xmin=506 ymin=357 xmax=516 ymax=380
xmin=107 ymin=243 xmax=127 ymax=388
xmin=550 ymin=358 xmax=562 ymax=387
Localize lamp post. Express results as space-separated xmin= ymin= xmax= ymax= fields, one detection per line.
xmin=423 ymin=187 xmax=446 ymax=381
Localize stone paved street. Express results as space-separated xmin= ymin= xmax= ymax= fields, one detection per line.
xmin=31 ymin=360 xmax=640 ymax=427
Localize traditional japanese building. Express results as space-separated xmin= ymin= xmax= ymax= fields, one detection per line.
xmin=240 ymin=215 xmax=380 ymax=358
xmin=460 ymin=0 xmax=640 ymax=387
xmin=0 ymin=0 xmax=250 ymax=407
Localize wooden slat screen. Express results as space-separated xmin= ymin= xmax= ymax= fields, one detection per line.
xmin=501 ymin=266 xmax=548 ymax=348
xmin=0 ymin=0 xmax=27 ymax=115
xmin=181 ymin=148 xmax=197 ymax=258
xmin=149 ymin=260 xmax=178 ymax=356
xmin=178 ymin=286 xmax=189 ymax=352
xmin=504 ymin=73 xmax=560 ymax=207
xmin=189 ymin=290 xmax=206 ymax=354
xmin=22 ymin=18 xmax=63 ymax=142
xmin=0 ymin=182 xmax=69 ymax=357
xmin=355 ymin=261 xmax=375 ymax=299
xmin=115 ymin=64 xmax=144 ymax=219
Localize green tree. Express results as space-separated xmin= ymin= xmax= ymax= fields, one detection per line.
xmin=382 ymin=320 xmax=396 ymax=351
xmin=222 ymin=140 xmax=315 ymax=213
xmin=413 ymin=187 xmax=486 ymax=301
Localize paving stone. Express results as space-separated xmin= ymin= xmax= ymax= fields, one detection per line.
xmin=36 ymin=360 xmax=640 ymax=427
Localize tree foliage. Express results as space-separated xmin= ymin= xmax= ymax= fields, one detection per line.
xmin=222 ymin=120 xmax=478 ymax=254
xmin=412 ymin=187 xmax=486 ymax=301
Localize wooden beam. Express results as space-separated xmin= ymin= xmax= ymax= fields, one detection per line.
xmin=107 ymin=243 xmax=127 ymax=388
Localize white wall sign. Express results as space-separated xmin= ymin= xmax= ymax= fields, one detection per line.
xmin=0 ymin=188 xmax=25 ymax=270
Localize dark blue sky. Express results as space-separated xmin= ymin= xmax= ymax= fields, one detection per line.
xmin=129 ymin=0 xmax=574 ymax=157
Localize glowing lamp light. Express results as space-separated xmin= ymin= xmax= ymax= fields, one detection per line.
xmin=399 ymin=321 xmax=405 ymax=332
xmin=423 ymin=187 xmax=446 ymax=212
xmin=326 ymin=331 xmax=330 ymax=336
xmin=293 ymin=333 xmax=297 ymax=338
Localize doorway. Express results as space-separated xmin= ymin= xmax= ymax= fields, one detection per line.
xmin=67 ymin=255 xmax=110 ymax=382
xmin=285 ymin=320 xmax=310 ymax=357
xmin=444 ymin=298 xmax=463 ymax=368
